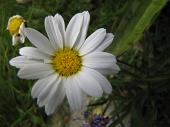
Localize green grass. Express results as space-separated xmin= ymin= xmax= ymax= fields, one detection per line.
xmin=0 ymin=0 xmax=170 ymax=127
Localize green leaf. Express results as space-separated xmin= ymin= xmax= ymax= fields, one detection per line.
xmin=110 ymin=0 xmax=167 ymax=56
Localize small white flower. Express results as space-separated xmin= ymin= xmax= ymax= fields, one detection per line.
xmin=7 ymin=15 xmax=26 ymax=46
xmin=10 ymin=11 xmax=120 ymax=115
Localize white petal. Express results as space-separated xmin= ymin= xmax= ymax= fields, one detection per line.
xmin=65 ymin=76 xmax=83 ymax=111
xmin=82 ymin=68 xmax=112 ymax=94
xmin=31 ymin=74 xmax=57 ymax=99
xmin=17 ymin=63 xmax=54 ymax=79
xmin=83 ymin=52 xmax=119 ymax=74
xmin=19 ymin=47 xmax=51 ymax=60
xmin=45 ymin=16 xmax=63 ymax=49
xmin=75 ymin=67 xmax=103 ymax=97
xmin=31 ymin=79 xmax=47 ymax=99
xmin=74 ymin=11 xmax=90 ymax=49
xmin=23 ymin=28 xmax=54 ymax=55
xmin=11 ymin=23 xmax=25 ymax=46
xmin=65 ymin=13 xmax=83 ymax=48
xmin=12 ymin=35 xmax=19 ymax=46
xmin=83 ymin=52 xmax=116 ymax=68
xmin=19 ymin=22 xmax=25 ymax=32
xmin=96 ymin=64 xmax=120 ymax=75
xmin=37 ymin=74 xmax=59 ymax=107
xmin=19 ymin=23 xmax=25 ymax=43
xmin=94 ymin=33 xmax=114 ymax=51
xmin=9 ymin=56 xmax=41 ymax=68
xmin=19 ymin=34 xmax=25 ymax=43
xmin=80 ymin=28 xmax=106 ymax=55
xmin=54 ymin=14 xmax=66 ymax=44
xmin=45 ymin=77 xmax=65 ymax=115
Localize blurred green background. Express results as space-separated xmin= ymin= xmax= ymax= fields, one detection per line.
xmin=0 ymin=0 xmax=170 ymax=127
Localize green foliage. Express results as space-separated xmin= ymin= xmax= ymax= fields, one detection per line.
xmin=110 ymin=0 xmax=167 ymax=56
xmin=0 ymin=0 xmax=169 ymax=127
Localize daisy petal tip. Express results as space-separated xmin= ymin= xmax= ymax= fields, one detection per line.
xmin=44 ymin=17 xmax=48 ymax=22
xmin=108 ymin=33 xmax=114 ymax=38
xmin=31 ymin=94 xmax=36 ymax=99
xmin=54 ymin=13 xmax=59 ymax=17
xmin=83 ymin=11 xmax=89 ymax=15
xmin=110 ymin=34 xmax=114 ymax=42
xmin=100 ymin=28 xmax=106 ymax=35
xmin=36 ymin=97 xmax=45 ymax=107
xmin=17 ymin=74 xmax=22 ymax=79
xmin=46 ymin=111 xmax=52 ymax=116
xmin=45 ymin=106 xmax=54 ymax=116
xmin=112 ymin=34 xmax=115 ymax=38
xmin=17 ymin=71 xmax=24 ymax=79
xmin=99 ymin=28 xmax=106 ymax=32
xmin=92 ymin=89 xmax=103 ymax=97
xmin=38 ymin=101 xmax=44 ymax=108
xmin=84 ymin=11 xmax=90 ymax=19
xmin=118 ymin=66 xmax=121 ymax=71
xmin=97 ymin=92 xmax=103 ymax=98
xmin=19 ymin=48 xmax=23 ymax=55
xmin=46 ymin=112 xmax=51 ymax=116
xmin=115 ymin=64 xmax=121 ymax=72
xmin=54 ymin=13 xmax=64 ymax=22
xmin=45 ymin=16 xmax=52 ymax=23
xmin=31 ymin=89 xmax=37 ymax=99
xmin=9 ymin=59 xmax=14 ymax=66
xmin=106 ymin=88 xmax=112 ymax=94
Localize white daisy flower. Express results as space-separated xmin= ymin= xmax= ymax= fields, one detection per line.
xmin=7 ymin=15 xmax=26 ymax=46
xmin=9 ymin=11 xmax=120 ymax=115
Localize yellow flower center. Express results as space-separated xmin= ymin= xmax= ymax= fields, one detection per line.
xmin=7 ymin=15 xmax=25 ymax=35
xmin=52 ymin=48 xmax=82 ymax=77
